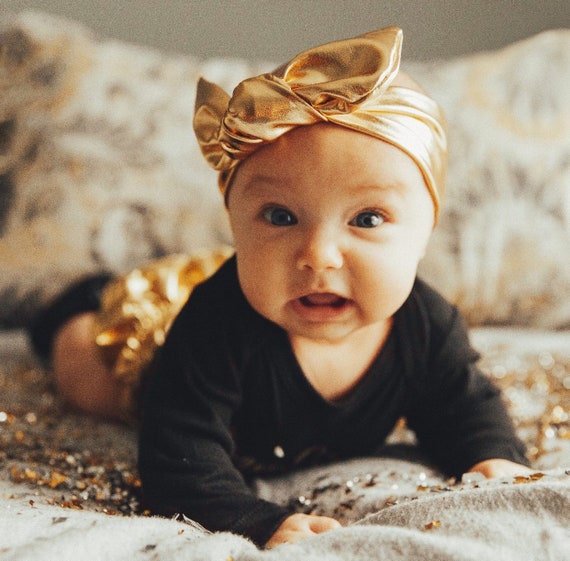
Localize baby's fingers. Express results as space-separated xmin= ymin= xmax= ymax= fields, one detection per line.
xmin=307 ymin=515 xmax=341 ymax=534
xmin=467 ymin=458 xmax=532 ymax=479
xmin=265 ymin=514 xmax=341 ymax=548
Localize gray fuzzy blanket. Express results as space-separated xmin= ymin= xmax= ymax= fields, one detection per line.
xmin=1 ymin=467 xmax=569 ymax=561
xmin=1 ymin=328 xmax=569 ymax=560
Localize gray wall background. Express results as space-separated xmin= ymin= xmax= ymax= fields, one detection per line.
xmin=3 ymin=0 xmax=569 ymax=61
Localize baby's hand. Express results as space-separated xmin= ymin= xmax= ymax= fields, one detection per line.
xmin=265 ymin=513 xmax=341 ymax=548
xmin=467 ymin=458 xmax=532 ymax=479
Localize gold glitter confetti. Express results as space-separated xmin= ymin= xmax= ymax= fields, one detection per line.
xmin=514 ymin=472 xmax=546 ymax=484
xmin=514 ymin=476 xmax=531 ymax=484
xmin=480 ymin=348 xmax=570 ymax=462
xmin=48 ymin=471 xmax=68 ymax=489
xmin=529 ymin=472 xmax=546 ymax=481
xmin=1 ymin=361 xmax=142 ymax=516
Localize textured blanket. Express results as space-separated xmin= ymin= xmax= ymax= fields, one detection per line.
xmin=1 ymin=328 xmax=569 ymax=560
xmin=1 ymin=468 xmax=569 ymax=561
xmin=255 ymin=460 xmax=570 ymax=561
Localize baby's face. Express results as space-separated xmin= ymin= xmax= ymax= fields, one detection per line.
xmin=227 ymin=123 xmax=434 ymax=344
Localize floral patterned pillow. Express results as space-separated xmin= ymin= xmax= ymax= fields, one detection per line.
xmin=1 ymin=11 xmax=569 ymax=329
xmin=410 ymin=30 xmax=570 ymax=329
xmin=0 ymin=11 xmax=256 ymax=326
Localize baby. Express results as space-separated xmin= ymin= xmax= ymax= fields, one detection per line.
xmin=29 ymin=27 xmax=530 ymax=548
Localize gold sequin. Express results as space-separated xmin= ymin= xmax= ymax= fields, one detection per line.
xmin=93 ymin=247 xmax=234 ymax=419
xmin=479 ymin=347 xmax=570 ymax=462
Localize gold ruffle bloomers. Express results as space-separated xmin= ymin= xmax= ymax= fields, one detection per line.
xmin=92 ymin=27 xmax=448 ymax=418
xmin=93 ymin=248 xmax=233 ymax=418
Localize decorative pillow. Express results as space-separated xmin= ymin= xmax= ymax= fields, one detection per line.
xmin=0 ymin=11 xmax=265 ymax=327
xmin=1 ymin=11 xmax=569 ymax=329
xmin=409 ymin=31 xmax=570 ymax=329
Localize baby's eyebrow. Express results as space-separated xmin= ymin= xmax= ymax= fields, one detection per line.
xmin=246 ymin=174 xmax=280 ymax=185
xmin=238 ymin=174 xmax=409 ymax=203
xmin=239 ymin=174 xmax=286 ymax=197
xmin=348 ymin=180 xmax=409 ymax=197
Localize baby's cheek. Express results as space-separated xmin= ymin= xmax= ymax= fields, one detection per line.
xmin=238 ymin=270 xmax=275 ymax=315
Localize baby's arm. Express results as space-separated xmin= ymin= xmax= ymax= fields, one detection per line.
xmin=410 ymin=358 xmax=530 ymax=477
xmin=405 ymin=284 xmax=530 ymax=478
xmin=265 ymin=514 xmax=341 ymax=548
xmin=138 ymin=291 xmax=294 ymax=546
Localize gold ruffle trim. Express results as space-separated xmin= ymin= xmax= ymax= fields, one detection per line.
xmin=92 ymin=247 xmax=234 ymax=415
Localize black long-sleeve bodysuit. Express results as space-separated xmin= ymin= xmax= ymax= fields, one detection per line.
xmin=138 ymin=257 xmax=528 ymax=546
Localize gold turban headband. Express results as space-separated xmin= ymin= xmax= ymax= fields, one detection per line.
xmin=193 ymin=26 xmax=447 ymax=219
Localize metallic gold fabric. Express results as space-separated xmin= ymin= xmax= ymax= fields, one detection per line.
xmin=193 ymin=27 xmax=447 ymax=218
xmin=93 ymin=247 xmax=234 ymax=416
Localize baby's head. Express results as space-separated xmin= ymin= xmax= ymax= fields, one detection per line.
xmin=194 ymin=26 xmax=447 ymax=221
xmin=193 ymin=28 xmax=448 ymax=342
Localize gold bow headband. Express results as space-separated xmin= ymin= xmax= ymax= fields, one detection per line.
xmin=193 ymin=27 xmax=447 ymax=218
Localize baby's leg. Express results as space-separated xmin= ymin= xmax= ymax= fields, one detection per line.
xmin=52 ymin=312 xmax=125 ymax=420
xmin=28 ymin=274 xmax=125 ymax=420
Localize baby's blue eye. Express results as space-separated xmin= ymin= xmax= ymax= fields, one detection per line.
xmin=263 ymin=207 xmax=297 ymax=226
xmin=351 ymin=211 xmax=383 ymax=228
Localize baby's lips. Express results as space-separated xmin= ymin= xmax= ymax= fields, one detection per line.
xmin=301 ymin=293 xmax=347 ymax=307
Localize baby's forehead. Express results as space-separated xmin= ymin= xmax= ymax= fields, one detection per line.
xmin=231 ymin=124 xmax=428 ymax=198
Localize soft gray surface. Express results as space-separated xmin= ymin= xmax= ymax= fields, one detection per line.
xmin=0 ymin=327 xmax=569 ymax=559
xmin=1 ymin=469 xmax=569 ymax=561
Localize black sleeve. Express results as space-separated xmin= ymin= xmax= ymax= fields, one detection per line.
xmin=137 ymin=279 xmax=291 ymax=546
xmin=404 ymin=281 xmax=529 ymax=477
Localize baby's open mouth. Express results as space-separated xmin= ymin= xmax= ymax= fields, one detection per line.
xmin=299 ymin=293 xmax=348 ymax=308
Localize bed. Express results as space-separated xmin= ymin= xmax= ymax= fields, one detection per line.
xmin=0 ymin=12 xmax=569 ymax=560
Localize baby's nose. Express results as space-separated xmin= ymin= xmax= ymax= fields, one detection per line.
xmin=296 ymin=230 xmax=343 ymax=271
